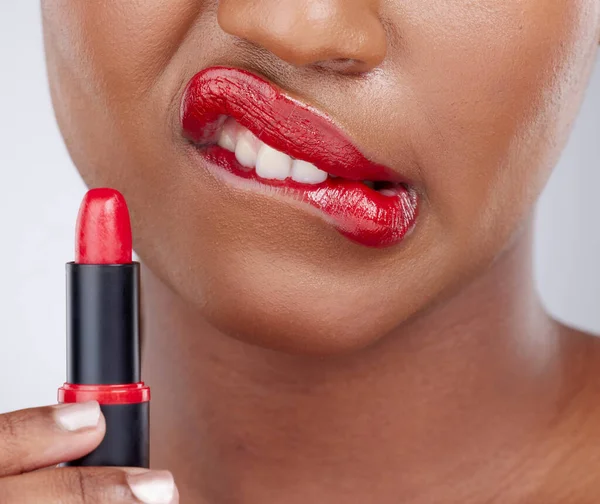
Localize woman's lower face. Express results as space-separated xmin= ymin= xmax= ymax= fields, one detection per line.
xmin=41 ymin=0 xmax=599 ymax=353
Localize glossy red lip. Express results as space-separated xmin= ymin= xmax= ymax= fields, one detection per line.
xmin=181 ymin=66 xmax=418 ymax=247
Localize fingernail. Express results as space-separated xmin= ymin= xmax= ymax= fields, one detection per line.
xmin=53 ymin=401 xmax=101 ymax=432
xmin=127 ymin=470 xmax=176 ymax=504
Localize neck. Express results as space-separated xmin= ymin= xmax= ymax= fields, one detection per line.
xmin=142 ymin=224 xmax=585 ymax=503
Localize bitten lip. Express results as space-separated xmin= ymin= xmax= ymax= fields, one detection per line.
xmin=180 ymin=66 xmax=419 ymax=247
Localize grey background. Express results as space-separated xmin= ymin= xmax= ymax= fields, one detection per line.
xmin=0 ymin=3 xmax=599 ymax=412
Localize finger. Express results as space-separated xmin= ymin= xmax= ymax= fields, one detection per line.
xmin=0 ymin=402 xmax=105 ymax=476
xmin=0 ymin=467 xmax=178 ymax=504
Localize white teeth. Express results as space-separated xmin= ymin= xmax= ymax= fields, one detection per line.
xmin=235 ymin=130 xmax=261 ymax=169
xmin=380 ymin=189 xmax=397 ymax=197
xmin=255 ymin=144 xmax=292 ymax=180
xmin=291 ymin=160 xmax=328 ymax=184
xmin=217 ymin=119 xmax=238 ymax=152
xmin=219 ymin=119 xmax=334 ymax=184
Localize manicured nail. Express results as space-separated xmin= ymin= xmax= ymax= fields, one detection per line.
xmin=127 ymin=470 xmax=176 ymax=504
xmin=53 ymin=401 xmax=101 ymax=432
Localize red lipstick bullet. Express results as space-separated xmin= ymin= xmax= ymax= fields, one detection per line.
xmin=75 ymin=188 xmax=133 ymax=265
xmin=58 ymin=189 xmax=150 ymax=468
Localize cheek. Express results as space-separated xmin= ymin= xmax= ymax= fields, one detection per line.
xmin=42 ymin=1 xmax=199 ymax=92
xmin=393 ymin=0 xmax=599 ymax=245
xmin=42 ymin=1 xmax=206 ymax=185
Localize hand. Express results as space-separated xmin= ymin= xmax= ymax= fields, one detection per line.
xmin=0 ymin=401 xmax=178 ymax=503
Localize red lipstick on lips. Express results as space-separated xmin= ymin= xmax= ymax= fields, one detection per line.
xmin=59 ymin=188 xmax=150 ymax=468
xmin=181 ymin=67 xmax=418 ymax=248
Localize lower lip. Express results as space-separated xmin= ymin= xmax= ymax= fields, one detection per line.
xmin=195 ymin=145 xmax=418 ymax=248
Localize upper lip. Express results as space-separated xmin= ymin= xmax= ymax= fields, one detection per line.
xmin=180 ymin=67 xmax=404 ymax=183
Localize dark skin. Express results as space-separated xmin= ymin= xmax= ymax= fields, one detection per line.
xmin=0 ymin=0 xmax=596 ymax=502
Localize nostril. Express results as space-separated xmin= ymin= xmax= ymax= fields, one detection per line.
xmin=313 ymin=58 xmax=367 ymax=75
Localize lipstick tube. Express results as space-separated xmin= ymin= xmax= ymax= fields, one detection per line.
xmin=58 ymin=189 xmax=150 ymax=468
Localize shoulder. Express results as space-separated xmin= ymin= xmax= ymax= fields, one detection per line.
xmin=529 ymin=323 xmax=600 ymax=502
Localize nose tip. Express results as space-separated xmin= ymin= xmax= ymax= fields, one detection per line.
xmin=217 ymin=0 xmax=387 ymax=74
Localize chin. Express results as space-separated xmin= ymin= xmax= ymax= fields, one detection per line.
xmin=202 ymin=298 xmax=392 ymax=355
xmin=172 ymin=252 xmax=424 ymax=355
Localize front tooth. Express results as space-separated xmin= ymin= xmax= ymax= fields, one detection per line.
xmin=217 ymin=119 xmax=238 ymax=152
xmin=235 ymin=130 xmax=261 ymax=168
xmin=291 ymin=160 xmax=328 ymax=184
xmin=255 ymin=144 xmax=292 ymax=180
